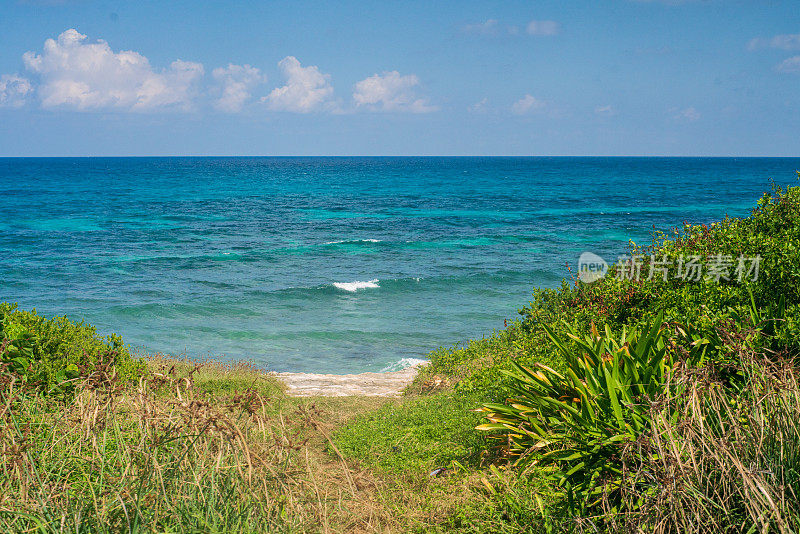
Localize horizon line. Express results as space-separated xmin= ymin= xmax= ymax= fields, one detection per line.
xmin=1 ymin=154 xmax=799 ymax=159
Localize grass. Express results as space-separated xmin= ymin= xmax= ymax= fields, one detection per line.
xmin=0 ymin=355 xmax=530 ymax=533
xmin=334 ymin=392 xmax=485 ymax=475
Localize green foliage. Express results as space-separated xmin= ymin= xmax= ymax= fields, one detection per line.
xmin=0 ymin=317 xmax=36 ymax=377
xmin=0 ymin=303 xmax=144 ymax=393
xmin=477 ymin=314 xmax=708 ymax=513
xmin=605 ymin=347 xmax=800 ymax=533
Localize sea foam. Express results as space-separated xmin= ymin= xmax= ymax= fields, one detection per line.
xmin=380 ymin=357 xmax=429 ymax=372
xmin=323 ymin=238 xmax=382 ymax=245
xmin=333 ymin=279 xmax=380 ymax=291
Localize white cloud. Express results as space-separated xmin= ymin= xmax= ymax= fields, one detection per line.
xmin=594 ymin=104 xmax=615 ymax=116
xmin=526 ymin=20 xmax=560 ymax=36
xmin=211 ymin=64 xmax=264 ymax=113
xmin=776 ymin=55 xmax=800 ymax=73
xmin=468 ymin=97 xmax=489 ymax=113
xmin=748 ymin=33 xmax=800 ymax=51
xmin=262 ymin=56 xmax=334 ymax=113
xmin=629 ymin=0 xmax=701 ymax=4
xmin=671 ymin=106 xmax=700 ymax=121
xmin=463 ymin=19 xmax=559 ymax=38
xmin=0 ymin=74 xmax=33 ymax=108
xmin=747 ymin=38 xmax=763 ymax=51
xmin=463 ymin=19 xmax=500 ymax=36
xmin=353 ymin=71 xmax=436 ymax=113
xmin=20 ymin=29 xmax=203 ymax=111
xmin=512 ymin=94 xmax=546 ymax=114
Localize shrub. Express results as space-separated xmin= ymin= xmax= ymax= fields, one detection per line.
xmin=0 ymin=303 xmax=144 ymax=393
xmin=477 ymin=292 xmax=799 ymax=530
xmin=476 ymin=313 xmax=716 ymax=516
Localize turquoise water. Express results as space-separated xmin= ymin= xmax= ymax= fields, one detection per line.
xmin=1 ymin=157 xmax=798 ymax=373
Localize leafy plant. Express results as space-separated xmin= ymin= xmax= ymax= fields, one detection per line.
xmin=0 ymin=303 xmax=144 ymax=393
xmin=477 ymin=313 xmax=715 ymax=515
xmin=614 ymin=348 xmax=800 ymax=533
xmin=0 ymin=316 xmax=35 ymax=378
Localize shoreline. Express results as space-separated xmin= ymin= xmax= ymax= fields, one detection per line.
xmin=269 ymin=363 xmax=425 ymax=397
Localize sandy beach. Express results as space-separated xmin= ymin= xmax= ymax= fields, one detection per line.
xmin=270 ymin=364 xmax=424 ymax=397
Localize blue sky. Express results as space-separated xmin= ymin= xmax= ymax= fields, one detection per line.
xmin=0 ymin=0 xmax=798 ymax=156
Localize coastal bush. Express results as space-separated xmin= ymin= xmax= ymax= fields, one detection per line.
xmin=615 ymin=349 xmax=800 ymax=533
xmin=476 ymin=313 xmax=715 ymax=515
xmin=478 ymin=309 xmax=800 ymax=531
xmin=0 ymin=303 xmax=144 ymax=393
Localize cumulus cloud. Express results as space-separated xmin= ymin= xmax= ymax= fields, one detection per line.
xmin=671 ymin=106 xmax=700 ymax=121
xmin=262 ymin=56 xmax=334 ymax=113
xmin=463 ymin=19 xmax=500 ymax=36
xmin=0 ymin=74 xmax=33 ymax=108
xmin=526 ymin=20 xmax=560 ymax=36
xmin=468 ymin=97 xmax=489 ymax=113
xmin=352 ymin=71 xmax=436 ymax=113
xmin=748 ymin=33 xmax=800 ymax=51
xmin=511 ymin=94 xmax=546 ymax=114
xmin=211 ymin=64 xmax=264 ymax=113
xmin=19 ymin=29 xmax=203 ymax=111
xmin=594 ymin=104 xmax=616 ymax=116
xmin=776 ymin=55 xmax=800 ymax=73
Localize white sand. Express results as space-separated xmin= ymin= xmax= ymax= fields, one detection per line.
xmin=270 ymin=365 xmax=424 ymax=397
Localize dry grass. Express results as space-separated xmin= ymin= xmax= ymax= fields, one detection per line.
xmin=606 ymin=350 xmax=800 ymax=534
xmin=0 ymin=356 xmax=503 ymax=533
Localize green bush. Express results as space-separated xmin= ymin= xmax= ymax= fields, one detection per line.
xmin=476 ymin=313 xmax=718 ymax=515
xmin=617 ymin=349 xmax=800 ymax=533
xmin=0 ymin=303 xmax=144 ymax=393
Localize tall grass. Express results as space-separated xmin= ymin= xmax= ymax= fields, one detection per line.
xmin=0 ymin=357 xmax=371 ymax=532
xmin=614 ymin=350 xmax=800 ymax=533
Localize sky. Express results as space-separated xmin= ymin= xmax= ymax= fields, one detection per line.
xmin=0 ymin=0 xmax=798 ymax=156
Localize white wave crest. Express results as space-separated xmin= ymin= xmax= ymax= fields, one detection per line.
xmin=332 ymin=278 xmax=380 ymax=291
xmin=380 ymin=357 xmax=429 ymax=372
xmin=323 ymin=239 xmax=382 ymax=245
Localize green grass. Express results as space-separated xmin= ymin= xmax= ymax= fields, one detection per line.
xmin=334 ymin=391 xmax=486 ymax=476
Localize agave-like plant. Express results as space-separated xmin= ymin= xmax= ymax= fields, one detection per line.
xmin=477 ymin=312 xmax=714 ymax=514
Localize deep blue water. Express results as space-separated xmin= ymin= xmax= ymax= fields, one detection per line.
xmin=1 ymin=157 xmax=798 ymax=373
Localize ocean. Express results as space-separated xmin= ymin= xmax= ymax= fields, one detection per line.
xmin=1 ymin=157 xmax=798 ymax=373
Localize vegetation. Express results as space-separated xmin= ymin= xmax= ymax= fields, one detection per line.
xmin=0 ymin=304 xmax=144 ymax=394
xmin=2 ymin=176 xmax=799 ymax=532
